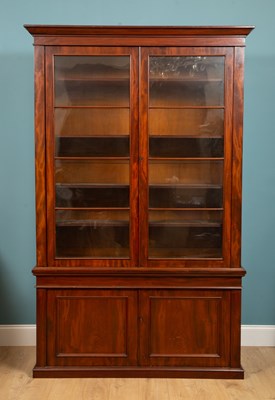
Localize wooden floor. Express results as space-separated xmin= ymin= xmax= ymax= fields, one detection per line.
xmin=0 ymin=347 xmax=275 ymax=399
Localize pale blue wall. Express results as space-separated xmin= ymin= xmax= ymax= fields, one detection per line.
xmin=0 ymin=0 xmax=274 ymax=324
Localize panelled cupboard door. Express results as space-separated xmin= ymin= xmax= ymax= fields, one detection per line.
xmin=46 ymin=288 xmax=231 ymax=368
xmin=47 ymin=289 xmax=138 ymax=366
xmin=139 ymin=289 xmax=231 ymax=367
xmin=139 ymin=47 xmax=234 ymax=268
xmin=45 ymin=46 xmax=139 ymax=267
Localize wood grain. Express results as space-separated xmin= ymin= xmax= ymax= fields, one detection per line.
xmin=24 ymin=25 xmax=254 ymax=48
xmin=46 ymin=289 xmax=138 ymax=367
xmin=34 ymin=46 xmax=47 ymax=267
xmin=231 ymin=47 xmax=245 ymax=269
xmin=24 ymin=25 xmax=255 ymax=36
xmin=26 ymin=26 xmax=254 ymax=378
xmin=139 ymin=289 xmax=231 ymax=368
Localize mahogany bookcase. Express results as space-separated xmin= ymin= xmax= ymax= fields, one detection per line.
xmin=25 ymin=25 xmax=254 ymax=378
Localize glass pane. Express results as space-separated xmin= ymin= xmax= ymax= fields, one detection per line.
xmin=53 ymin=55 xmax=131 ymax=260
xmin=149 ymin=109 xmax=224 ymax=136
xmin=55 ymin=56 xmax=130 ymax=106
xmin=149 ymin=160 xmax=223 ymax=208
xmin=55 ymin=160 xmax=129 ymax=208
xmin=149 ymin=160 xmax=223 ymax=185
xmin=55 ymin=108 xmax=129 ymax=136
xmin=149 ymin=56 xmax=224 ymax=107
xmin=149 ymin=137 xmax=223 ymax=158
xmin=149 ymin=210 xmax=222 ymax=258
xmin=56 ymin=210 xmax=129 ymax=258
xmin=55 ymin=160 xmax=129 ymax=184
xmin=56 ymin=185 xmax=129 ymax=208
xmin=147 ymin=55 xmax=225 ymax=261
xmin=56 ymin=136 xmax=129 ymax=157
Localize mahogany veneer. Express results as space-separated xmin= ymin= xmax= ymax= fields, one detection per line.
xmin=25 ymin=25 xmax=254 ymax=378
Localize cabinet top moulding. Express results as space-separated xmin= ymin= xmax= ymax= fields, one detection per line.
xmin=24 ymin=25 xmax=254 ymax=47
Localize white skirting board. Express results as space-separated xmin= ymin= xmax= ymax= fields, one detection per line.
xmin=241 ymin=325 xmax=275 ymax=346
xmin=0 ymin=325 xmax=36 ymax=346
xmin=0 ymin=325 xmax=275 ymax=347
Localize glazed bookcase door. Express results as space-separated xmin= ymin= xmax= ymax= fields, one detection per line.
xmin=45 ymin=47 xmax=139 ymax=267
xmin=140 ymin=47 xmax=234 ymax=268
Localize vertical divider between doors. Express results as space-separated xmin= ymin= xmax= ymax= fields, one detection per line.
xmin=139 ymin=48 xmax=149 ymax=268
xmin=130 ymin=47 xmax=140 ymax=268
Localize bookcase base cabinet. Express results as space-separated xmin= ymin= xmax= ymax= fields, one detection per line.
xmin=34 ymin=271 xmax=244 ymax=379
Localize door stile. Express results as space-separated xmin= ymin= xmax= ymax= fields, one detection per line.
xmin=139 ymin=48 xmax=150 ymax=267
xmin=129 ymin=47 xmax=140 ymax=267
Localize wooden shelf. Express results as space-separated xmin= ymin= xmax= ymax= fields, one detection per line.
xmin=56 ymin=136 xmax=129 ymax=157
xmin=55 ymin=94 xmax=129 ymax=108
xmin=56 ymin=63 xmax=130 ymax=81
xmin=150 ymin=80 xmax=224 ymax=108
xmin=150 ymin=77 xmax=223 ymax=84
xmin=57 ymin=219 xmax=221 ymax=228
xmin=150 ymin=183 xmax=222 ymax=188
xmin=56 ymin=247 xmax=130 ymax=259
xmin=55 ymin=135 xmax=223 ymax=158
xmin=149 ymin=184 xmax=222 ymax=208
xmin=56 ymin=77 xmax=129 ymax=85
xmin=55 ymin=183 xmax=129 ymax=188
xmin=149 ymin=223 xmax=222 ymax=249
xmin=55 ymin=105 xmax=130 ymax=109
xmin=55 ymin=183 xmax=222 ymax=209
xmin=55 ymin=63 xmax=130 ymax=107
xmin=149 ymin=136 xmax=224 ymax=158
xmin=148 ymin=247 xmax=222 ymax=259
xmin=55 ymin=84 xmax=129 ymax=107
xmin=56 ymin=219 xmax=129 ymax=227
xmin=149 ymin=220 xmax=221 ymax=227
xmin=56 ymin=184 xmax=129 ymax=208
xmin=56 ymin=222 xmax=129 ymax=258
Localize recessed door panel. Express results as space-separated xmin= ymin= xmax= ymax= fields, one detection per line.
xmin=47 ymin=289 xmax=138 ymax=366
xmin=139 ymin=289 xmax=231 ymax=367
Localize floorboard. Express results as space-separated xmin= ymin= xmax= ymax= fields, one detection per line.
xmin=0 ymin=347 xmax=275 ymax=400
